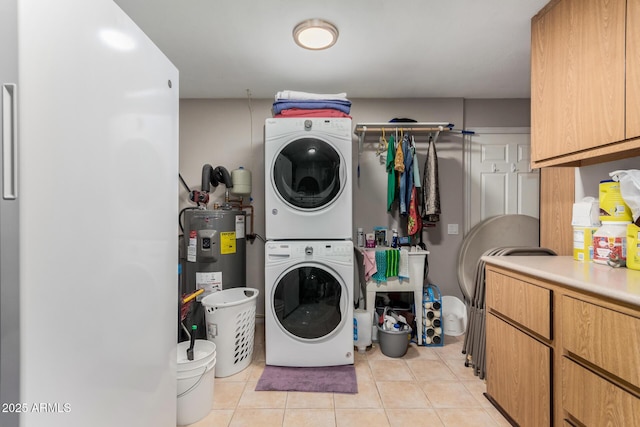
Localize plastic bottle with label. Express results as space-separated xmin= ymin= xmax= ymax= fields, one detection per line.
xmin=391 ymin=229 xmax=399 ymax=248
xmin=357 ymin=228 xmax=365 ymax=247
xmin=592 ymin=221 xmax=630 ymax=266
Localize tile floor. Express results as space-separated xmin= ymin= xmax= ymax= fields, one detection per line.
xmin=181 ymin=320 xmax=511 ymax=427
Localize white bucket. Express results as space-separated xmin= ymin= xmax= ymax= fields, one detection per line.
xmin=177 ymin=340 xmax=216 ymax=426
xmin=442 ymin=296 xmax=467 ymax=336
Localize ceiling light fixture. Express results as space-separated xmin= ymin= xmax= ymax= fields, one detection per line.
xmin=293 ymin=19 xmax=338 ymax=50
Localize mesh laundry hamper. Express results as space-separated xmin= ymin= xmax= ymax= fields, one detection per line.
xmin=201 ymin=288 xmax=259 ymax=377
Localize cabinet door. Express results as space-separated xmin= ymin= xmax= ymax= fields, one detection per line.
xmin=628 ymin=0 xmax=640 ymax=138
xmin=563 ymin=358 xmax=640 ymax=427
xmin=486 ymin=270 xmax=552 ymax=339
xmin=531 ymin=0 xmax=625 ymax=163
xmin=486 ymin=313 xmax=552 ymax=427
xmin=562 ymin=296 xmax=640 ymax=389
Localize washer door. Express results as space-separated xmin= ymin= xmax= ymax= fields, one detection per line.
xmin=273 ymin=137 xmax=344 ymax=210
xmin=272 ymin=263 xmax=346 ymax=340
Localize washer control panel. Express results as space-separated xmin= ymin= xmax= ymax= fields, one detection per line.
xmin=266 ymin=241 xmax=353 ymax=262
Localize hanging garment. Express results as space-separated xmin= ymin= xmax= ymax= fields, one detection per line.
xmin=421 ymin=136 xmax=441 ymax=223
xmin=412 ymin=137 xmax=421 ymax=188
xmin=399 ymin=134 xmax=413 ymax=216
xmin=408 ymin=186 xmax=422 ymax=236
xmin=386 ymin=135 xmax=396 ymax=211
xmin=394 ymin=134 xmax=405 ymax=172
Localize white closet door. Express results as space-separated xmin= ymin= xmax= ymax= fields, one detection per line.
xmin=465 ymin=128 xmax=539 ymax=233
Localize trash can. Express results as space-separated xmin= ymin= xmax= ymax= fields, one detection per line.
xmin=201 ymin=288 xmax=259 ymax=377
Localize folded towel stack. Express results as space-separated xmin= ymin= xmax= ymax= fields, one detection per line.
xmin=272 ymin=90 xmax=352 ymax=118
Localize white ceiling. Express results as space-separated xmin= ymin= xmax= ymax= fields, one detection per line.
xmin=114 ymin=0 xmax=548 ymax=99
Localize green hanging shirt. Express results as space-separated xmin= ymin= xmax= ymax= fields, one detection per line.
xmin=386 ymin=135 xmax=396 ymax=211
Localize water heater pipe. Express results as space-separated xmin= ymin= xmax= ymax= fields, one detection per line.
xmin=200 ymin=164 xmax=233 ymax=193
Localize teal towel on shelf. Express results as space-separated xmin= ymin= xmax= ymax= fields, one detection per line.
xmin=372 ymin=251 xmax=387 ymax=282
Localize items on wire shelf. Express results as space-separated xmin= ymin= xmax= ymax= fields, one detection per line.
xmin=272 ymin=90 xmax=351 ymax=118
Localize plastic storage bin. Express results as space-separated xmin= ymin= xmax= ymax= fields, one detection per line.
xmin=201 ymin=288 xmax=259 ymax=377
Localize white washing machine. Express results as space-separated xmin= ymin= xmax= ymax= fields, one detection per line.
xmin=265 ymin=240 xmax=354 ymax=367
xmin=264 ymin=118 xmax=353 ymax=240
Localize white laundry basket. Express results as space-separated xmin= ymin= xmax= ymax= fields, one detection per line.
xmin=201 ymin=287 xmax=259 ymax=377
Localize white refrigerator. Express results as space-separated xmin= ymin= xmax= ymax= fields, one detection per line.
xmin=1 ymin=1 xmax=179 ymax=426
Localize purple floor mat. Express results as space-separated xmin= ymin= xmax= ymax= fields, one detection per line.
xmin=255 ymin=365 xmax=357 ymax=394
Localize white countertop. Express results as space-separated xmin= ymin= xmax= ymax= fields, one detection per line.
xmin=481 ymin=255 xmax=640 ymax=308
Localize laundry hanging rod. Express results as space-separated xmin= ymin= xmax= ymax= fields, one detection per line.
xmin=354 ymin=122 xmax=453 ymax=153
xmin=354 ymin=122 xmax=453 ymax=134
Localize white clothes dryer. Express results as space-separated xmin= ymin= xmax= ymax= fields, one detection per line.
xmin=264 ymin=118 xmax=353 ymax=240
xmin=265 ymin=240 xmax=354 ymax=367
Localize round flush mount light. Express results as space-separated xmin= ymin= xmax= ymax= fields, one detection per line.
xmin=293 ymin=19 xmax=339 ymax=50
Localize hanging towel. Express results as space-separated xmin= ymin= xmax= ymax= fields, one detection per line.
xmin=398 ymin=249 xmax=410 ymax=279
xmin=421 ymin=136 xmax=441 ymax=223
xmin=386 ymin=135 xmax=396 ymax=211
xmin=399 ymin=134 xmax=413 ymax=216
xmin=412 ymin=140 xmax=421 ymax=188
xmin=372 ymin=251 xmax=388 ymax=282
xmin=385 ymin=250 xmax=399 ymax=278
xmin=363 ymin=250 xmax=377 ymax=282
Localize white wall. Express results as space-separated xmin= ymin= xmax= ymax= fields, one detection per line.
xmin=575 ymin=157 xmax=640 ymax=201
xmin=179 ymin=98 xmax=531 ymax=315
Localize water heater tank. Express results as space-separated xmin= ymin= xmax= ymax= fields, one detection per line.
xmin=182 ymin=208 xmax=247 ymax=297
xmin=181 ymin=208 xmax=247 ymax=339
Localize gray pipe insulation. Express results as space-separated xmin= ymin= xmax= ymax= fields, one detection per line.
xmin=201 ymin=164 xmax=233 ymax=192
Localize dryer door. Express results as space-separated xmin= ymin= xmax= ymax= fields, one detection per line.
xmin=272 ymin=263 xmax=347 ymax=340
xmin=272 ymin=137 xmax=344 ymax=210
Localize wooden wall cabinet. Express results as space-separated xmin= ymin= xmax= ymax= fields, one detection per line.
xmin=485 ymin=265 xmax=640 ymax=427
xmin=531 ymin=0 xmax=640 ymax=167
xmin=627 ymin=0 xmax=640 ymax=139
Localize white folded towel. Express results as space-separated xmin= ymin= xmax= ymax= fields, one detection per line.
xmin=275 ymin=90 xmax=348 ymax=101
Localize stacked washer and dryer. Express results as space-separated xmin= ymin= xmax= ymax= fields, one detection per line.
xmin=264 ymin=117 xmax=355 ymax=367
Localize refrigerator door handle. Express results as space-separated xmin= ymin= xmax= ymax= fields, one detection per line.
xmin=2 ymin=83 xmax=17 ymax=200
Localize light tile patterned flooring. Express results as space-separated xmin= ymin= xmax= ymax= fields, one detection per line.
xmin=182 ymin=320 xmax=511 ymax=427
